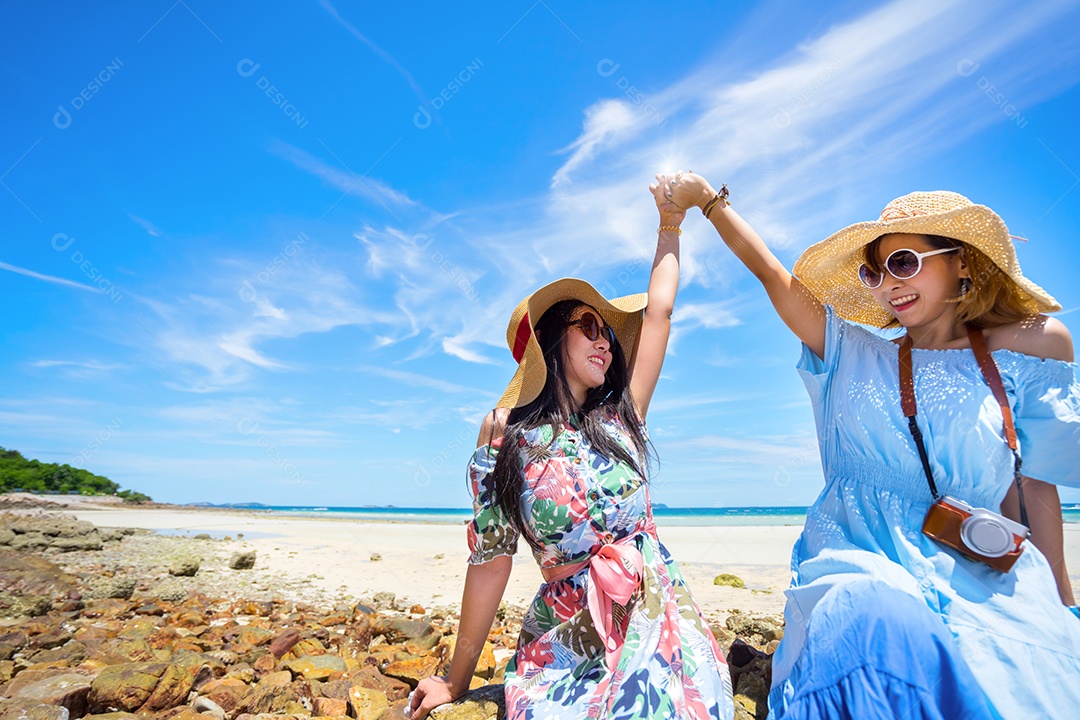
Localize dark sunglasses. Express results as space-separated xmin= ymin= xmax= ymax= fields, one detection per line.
xmin=858 ymin=247 xmax=959 ymax=289
xmin=568 ymin=311 xmax=615 ymax=344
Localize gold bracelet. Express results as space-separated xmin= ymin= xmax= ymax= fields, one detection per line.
xmin=658 ymin=225 xmax=682 ymax=235
xmin=703 ymin=184 xmax=731 ymax=219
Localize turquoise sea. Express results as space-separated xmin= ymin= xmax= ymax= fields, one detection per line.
xmin=251 ymin=504 xmax=1080 ymax=526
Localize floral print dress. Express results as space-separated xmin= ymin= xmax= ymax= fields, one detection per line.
xmin=467 ymin=407 xmax=735 ymax=719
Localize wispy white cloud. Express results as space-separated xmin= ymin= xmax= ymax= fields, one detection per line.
xmin=317 ymin=0 xmax=428 ymax=105
xmin=271 ymin=141 xmax=418 ymax=209
xmin=128 ymin=214 xmax=162 ymax=237
xmin=354 ymin=364 xmax=484 ymax=395
xmin=0 ymin=261 xmax=102 ymax=293
xmin=129 ymin=252 xmax=402 ymax=392
xmin=32 ymin=359 xmax=126 ymax=372
xmin=512 ymin=0 xmax=1080 ymax=292
xmin=552 ymin=100 xmax=639 ymax=188
xmin=30 ymin=359 xmax=128 ymax=379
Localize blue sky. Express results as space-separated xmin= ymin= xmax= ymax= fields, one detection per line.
xmin=2 ymin=0 xmax=1078 ymax=507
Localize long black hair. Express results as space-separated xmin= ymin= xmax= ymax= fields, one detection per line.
xmin=488 ymin=299 xmax=652 ymax=551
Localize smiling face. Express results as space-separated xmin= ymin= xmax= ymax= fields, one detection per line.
xmin=867 ymin=233 xmax=969 ymax=333
xmin=561 ymin=304 xmax=613 ymax=408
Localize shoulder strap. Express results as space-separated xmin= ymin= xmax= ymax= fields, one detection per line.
xmin=899 ymin=328 xmax=1028 ymax=524
xmin=966 ymin=327 xmax=1018 ymax=450
xmin=966 ymin=326 xmax=1028 ymax=526
xmin=898 ymin=335 xmax=939 ymax=499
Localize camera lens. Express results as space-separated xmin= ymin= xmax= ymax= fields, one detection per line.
xmin=960 ymin=515 xmax=1013 ymax=557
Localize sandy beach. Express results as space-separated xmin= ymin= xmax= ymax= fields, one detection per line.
xmin=31 ymin=498 xmax=1080 ymax=617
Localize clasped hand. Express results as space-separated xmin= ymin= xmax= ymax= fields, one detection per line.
xmin=649 ymin=171 xmax=715 ymax=219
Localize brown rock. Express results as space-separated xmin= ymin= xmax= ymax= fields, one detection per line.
xmin=348 ymin=686 xmax=388 ymax=720
xmin=5 ymin=672 xmax=93 ymax=716
xmin=199 ymin=678 xmax=249 ymax=714
xmin=251 ymin=654 xmax=276 ymax=675
xmin=0 ymin=699 xmax=70 ymax=720
xmin=472 ymin=644 xmax=496 ymax=681
xmin=372 ymin=619 xmax=441 ymax=653
xmin=725 ymin=614 xmax=783 ymax=646
xmin=29 ymin=629 xmax=73 ymax=651
xmin=81 ymin=600 xmax=131 ymax=620
xmin=169 ymin=650 xmax=225 ymax=680
xmin=234 ymin=628 xmax=273 ymax=648
xmin=236 ymin=602 xmax=272 ymax=618
xmin=27 ymin=641 xmax=88 ymax=666
xmin=284 ymin=656 xmax=347 ymax=682
xmin=382 ymin=657 xmax=438 ymax=689
xmin=269 ymin=629 xmax=301 ymax=659
xmin=101 ymin=637 xmax=160 ymax=664
xmin=168 ymin=559 xmax=200 ymax=578
xmin=87 ymin=663 xmax=194 ymax=714
xmin=234 ymin=676 xmax=312 ymax=716
xmin=279 ymin=700 xmax=310 ymax=716
xmin=381 ymin=700 xmax=411 ymax=720
xmin=153 ymin=708 xmax=218 ymax=720
xmin=172 ymin=613 xmax=207 ymax=630
xmin=312 ymin=697 xmax=348 ymax=717
xmin=0 ymin=594 xmax=51 ymax=618
xmin=0 ymin=631 xmax=28 ymax=654
xmin=2 ymin=668 xmax=91 ymax=697
xmin=287 ymin=639 xmax=326 ymax=658
xmin=134 ymin=602 xmax=168 ymax=617
xmin=428 ymin=684 xmax=505 ymax=720
xmin=259 ymin=670 xmax=292 ymax=688
xmin=0 ymin=661 xmax=14 ymax=686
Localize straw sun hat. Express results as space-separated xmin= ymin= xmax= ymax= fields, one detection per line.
xmin=496 ymin=278 xmax=647 ymax=409
xmin=793 ymin=190 xmax=1060 ymax=327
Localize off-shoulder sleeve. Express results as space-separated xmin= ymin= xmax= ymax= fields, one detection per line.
xmin=1013 ymin=358 xmax=1080 ymax=487
xmin=465 ymin=438 xmax=519 ymax=564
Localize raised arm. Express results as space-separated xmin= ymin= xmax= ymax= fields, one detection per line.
xmin=627 ymin=181 xmax=684 ymax=419
xmin=663 ymin=172 xmax=828 ymax=359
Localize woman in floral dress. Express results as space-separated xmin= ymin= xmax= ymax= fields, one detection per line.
xmin=408 ymin=181 xmax=736 ymax=720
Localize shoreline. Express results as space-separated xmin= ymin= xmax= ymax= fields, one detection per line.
xmin=4 ymin=494 xmax=1077 ymax=616
xmin=50 ymin=505 xmax=804 ymax=616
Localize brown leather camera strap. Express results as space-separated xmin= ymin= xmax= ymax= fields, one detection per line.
xmin=898 ymin=325 xmax=1028 ymax=524
xmin=898 ymin=334 xmax=939 ymax=498
xmin=966 ymin=327 xmax=1019 ymax=451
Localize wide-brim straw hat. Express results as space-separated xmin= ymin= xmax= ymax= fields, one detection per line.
xmin=497 ymin=278 xmax=647 ymax=409
xmin=793 ymin=190 xmax=1060 ymax=327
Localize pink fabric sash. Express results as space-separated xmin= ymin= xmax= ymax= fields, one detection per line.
xmin=540 ymin=525 xmax=653 ymax=672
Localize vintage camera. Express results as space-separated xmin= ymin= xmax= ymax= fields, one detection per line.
xmin=922 ymin=496 xmax=1029 ymax=573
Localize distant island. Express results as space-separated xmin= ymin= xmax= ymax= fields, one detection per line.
xmin=0 ymin=446 xmax=151 ymax=502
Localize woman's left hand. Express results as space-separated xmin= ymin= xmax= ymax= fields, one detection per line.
xmin=649 ymin=173 xmax=687 ymax=229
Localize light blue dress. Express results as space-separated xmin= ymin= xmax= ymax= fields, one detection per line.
xmin=770 ymin=308 xmax=1080 ymax=719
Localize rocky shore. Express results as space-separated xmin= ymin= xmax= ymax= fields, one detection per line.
xmin=0 ymin=511 xmax=780 ymax=720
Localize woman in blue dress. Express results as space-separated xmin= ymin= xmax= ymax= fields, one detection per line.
xmin=656 ymin=172 xmax=1079 ymax=719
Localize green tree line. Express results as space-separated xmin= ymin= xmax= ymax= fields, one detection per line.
xmin=0 ymin=447 xmax=152 ymax=502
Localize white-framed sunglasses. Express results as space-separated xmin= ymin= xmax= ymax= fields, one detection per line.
xmin=858 ymin=247 xmax=960 ymax=289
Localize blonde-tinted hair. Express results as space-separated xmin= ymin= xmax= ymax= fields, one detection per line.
xmin=864 ymin=234 xmax=1041 ymax=329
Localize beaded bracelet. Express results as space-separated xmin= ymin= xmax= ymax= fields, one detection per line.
xmin=658 ymin=225 xmax=682 ymax=235
xmin=703 ymin=184 xmax=731 ymax=219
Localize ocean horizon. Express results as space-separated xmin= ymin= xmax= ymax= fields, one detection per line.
xmin=198 ymin=503 xmax=1080 ymax=527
